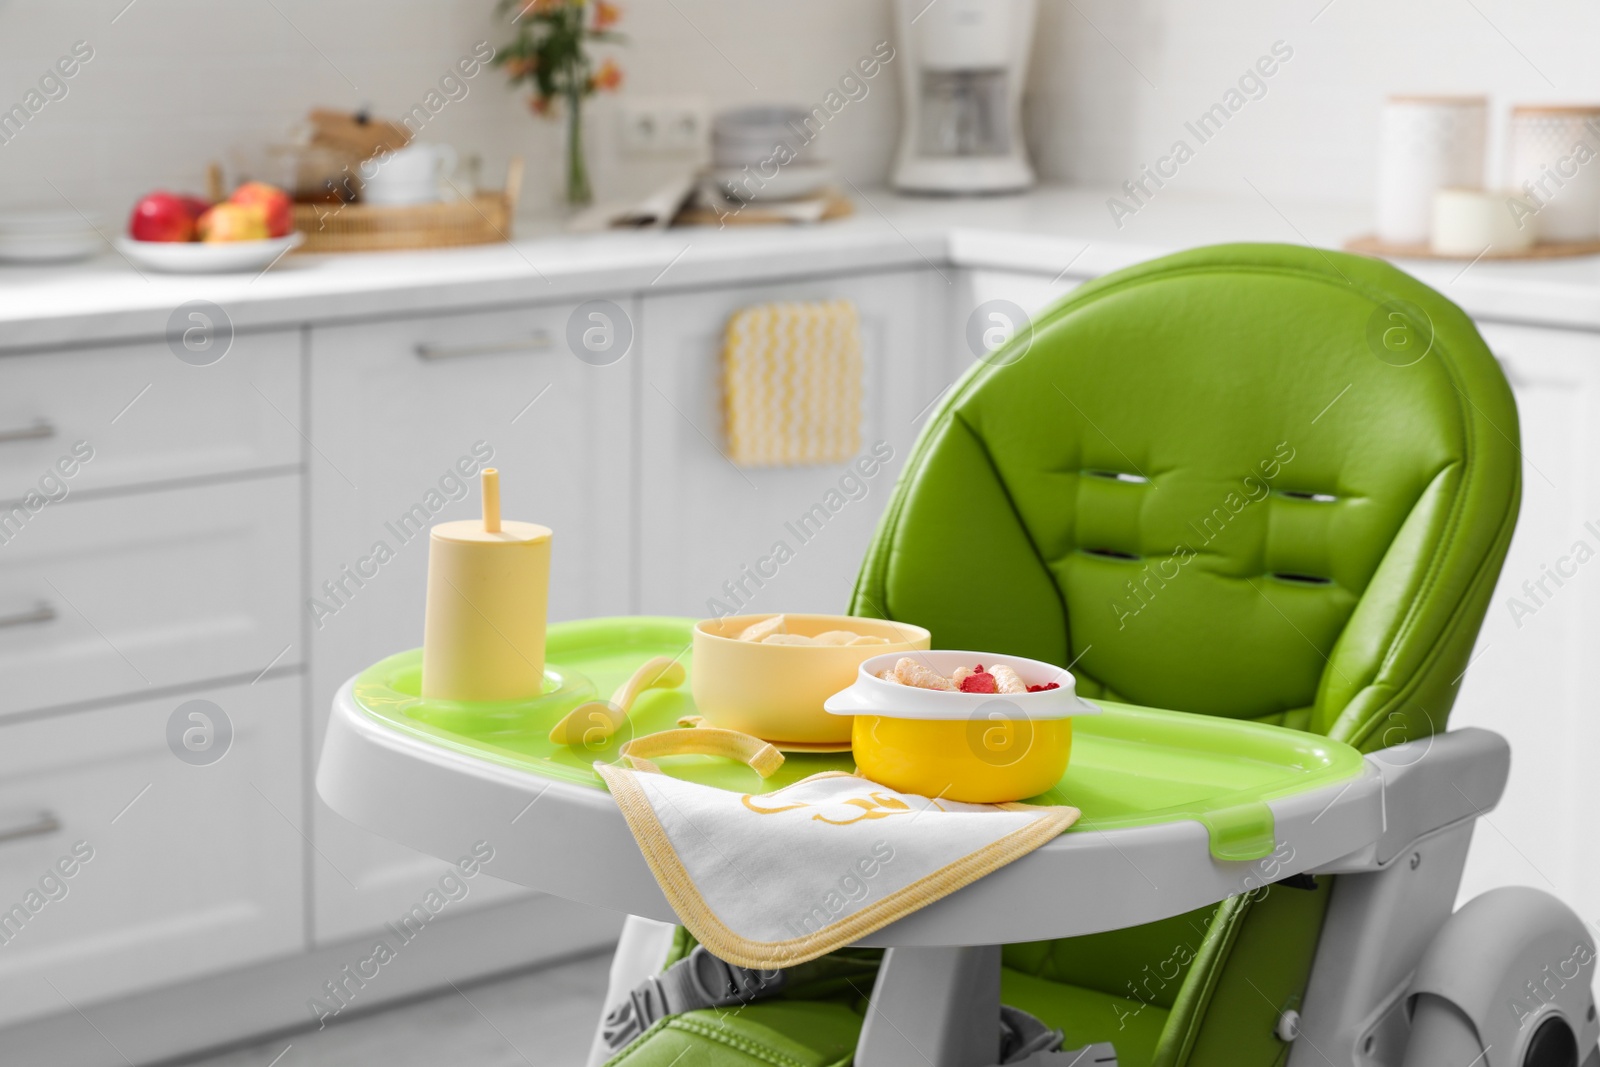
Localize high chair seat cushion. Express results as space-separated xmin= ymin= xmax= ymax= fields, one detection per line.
xmin=599 ymin=969 xmax=1171 ymax=1067
xmin=999 ymin=968 xmax=1169 ymax=1066
xmin=606 ymin=1001 xmax=866 ymax=1067
xmin=853 ymin=243 xmax=1519 ymax=750
xmin=607 ymin=244 xmax=1519 ymax=1067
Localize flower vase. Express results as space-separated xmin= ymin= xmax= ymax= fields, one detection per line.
xmin=565 ymin=89 xmax=593 ymax=209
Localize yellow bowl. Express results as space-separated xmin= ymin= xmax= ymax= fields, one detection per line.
xmin=850 ymin=715 xmax=1072 ymax=804
xmin=823 ymin=649 xmax=1098 ymax=803
xmin=691 ymin=614 xmax=931 ymax=745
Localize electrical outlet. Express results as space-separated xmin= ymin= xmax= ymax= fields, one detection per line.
xmin=619 ymin=97 xmax=707 ymax=156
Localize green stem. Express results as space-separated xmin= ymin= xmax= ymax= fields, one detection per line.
xmin=565 ymin=84 xmax=592 ymax=208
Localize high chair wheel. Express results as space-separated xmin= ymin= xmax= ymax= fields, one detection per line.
xmin=1401 ymin=886 xmax=1597 ymax=1067
xmin=1521 ymin=1017 xmax=1579 ymax=1067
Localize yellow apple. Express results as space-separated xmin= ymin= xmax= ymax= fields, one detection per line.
xmin=197 ymin=202 xmax=269 ymax=242
xmin=229 ymin=181 xmax=294 ymax=237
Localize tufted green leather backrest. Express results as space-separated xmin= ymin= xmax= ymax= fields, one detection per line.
xmin=852 ymin=244 xmax=1520 ymax=750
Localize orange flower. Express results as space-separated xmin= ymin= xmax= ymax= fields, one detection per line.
xmin=529 ymin=94 xmax=552 ymax=116
xmin=504 ymin=56 xmax=537 ymax=78
xmin=593 ymin=0 xmax=621 ymax=29
xmin=590 ymin=57 xmax=622 ymax=91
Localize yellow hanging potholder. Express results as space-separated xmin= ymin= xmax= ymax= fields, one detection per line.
xmin=722 ymin=300 xmax=863 ymax=467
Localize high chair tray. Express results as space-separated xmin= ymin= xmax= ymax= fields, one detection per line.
xmin=319 ymin=616 xmax=1390 ymax=945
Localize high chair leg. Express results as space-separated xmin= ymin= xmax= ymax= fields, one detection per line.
xmin=1293 ymin=728 xmax=1510 ymax=1065
xmin=1292 ymin=729 xmax=1600 ymax=1066
xmin=1292 ymin=821 xmax=1477 ymax=1064
xmin=857 ymin=945 xmax=1002 ymax=1067
xmin=586 ymin=916 xmax=678 ymax=1067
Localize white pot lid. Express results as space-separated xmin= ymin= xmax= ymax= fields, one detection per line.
xmin=823 ymin=649 xmax=1102 ymax=721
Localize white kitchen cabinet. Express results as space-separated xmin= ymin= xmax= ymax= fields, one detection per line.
xmin=1449 ymin=321 xmax=1600 ymax=926
xmin=950 ymin=269 xmax=1086 ymax=397
xmin=960 ymin=267 xmax=1084 ymax=322
xmin=0 ymin=328 xmax=301 ymax=503
xmin=307 ymin=299 xmax=634 ymax=943
xmin=0 ymin=475 xmax=301 ymax=717
xmin=637 ymin=269 xmax=944 ymax=618
xmin=0 ymin=675 xmax=303 ymax=1027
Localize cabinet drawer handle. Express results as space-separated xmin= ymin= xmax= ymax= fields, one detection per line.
xmin=0 ymin=811 xmax=60 ymax=845
xmin=0 ymin=602 xmax=56 ymax=630
xmin=415 ymin=332 xmax=553 ymax=361
xmin=0 ymin=419 xmax=55 ymax=445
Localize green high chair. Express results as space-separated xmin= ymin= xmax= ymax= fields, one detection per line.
xmin=597 ymin=244 xmax=1597 ymax=1067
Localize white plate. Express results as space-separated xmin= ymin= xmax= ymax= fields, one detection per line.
xmin=0 ymin=209 xmax=101 ymax=233
xmin=710 ymin=163 xmax=832 ymax=203
xmin=0 ymin=231 xmax=104 ymax=264
xmin=823 ymin=650 xmax=1102 ymax=721
xmin=115 ymin=232 xmax=303 ymax=274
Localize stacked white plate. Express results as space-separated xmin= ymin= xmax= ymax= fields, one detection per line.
xmin=0 ymin=210 xmax=105 ymax=264
xmin=710 ymin=106 xmax=832 ymax=203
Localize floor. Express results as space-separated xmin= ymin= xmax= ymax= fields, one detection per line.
xmin=175 ymin=950 xmax=612 ymax=1067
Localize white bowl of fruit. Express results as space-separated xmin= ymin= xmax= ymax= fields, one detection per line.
xmin=117 ymin=183 xmax=302 ymax=273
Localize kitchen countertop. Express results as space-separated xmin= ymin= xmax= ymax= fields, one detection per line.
xmin=5 ymin=184 xmax=1600 ymax=352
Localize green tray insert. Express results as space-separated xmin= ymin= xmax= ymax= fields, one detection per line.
xmin=352 ymin=616 xmax=1366 ymax=860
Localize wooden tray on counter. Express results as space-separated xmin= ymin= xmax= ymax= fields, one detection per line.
xmin=1345 ymin=233 xmax=1600 ymax=261
xmin=292 ymin=158 xmax=524 ymax=253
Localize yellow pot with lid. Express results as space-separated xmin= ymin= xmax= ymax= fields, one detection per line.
xmin=824 ymin=650 xmax=1101 ymax=803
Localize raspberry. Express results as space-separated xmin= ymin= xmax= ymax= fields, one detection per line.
xmin=1026 ymin=682 xmax=1060 ymax=693
xmin=960 ymin=671 xmax=998 ymax=694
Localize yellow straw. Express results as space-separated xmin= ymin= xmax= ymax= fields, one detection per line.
xmin=481 ymin=468 xmax=501 ymax=533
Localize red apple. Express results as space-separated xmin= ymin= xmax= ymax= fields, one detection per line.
xmin=128 ymin=192 xmax=198 ymax=242
xmin=229 ymin=181 xmax=293 ymax=237
xmin=177 ymin=195 xmax=212 ymax=221
xmin=198 ymin=202 xmax=269 ymax=242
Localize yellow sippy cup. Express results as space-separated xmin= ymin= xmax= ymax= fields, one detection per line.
xmin=421 ymin=468 xmax=552 ymax=702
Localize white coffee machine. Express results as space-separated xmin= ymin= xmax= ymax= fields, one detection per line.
xmin=892 ymin=0 xmax=1037 ymax=195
